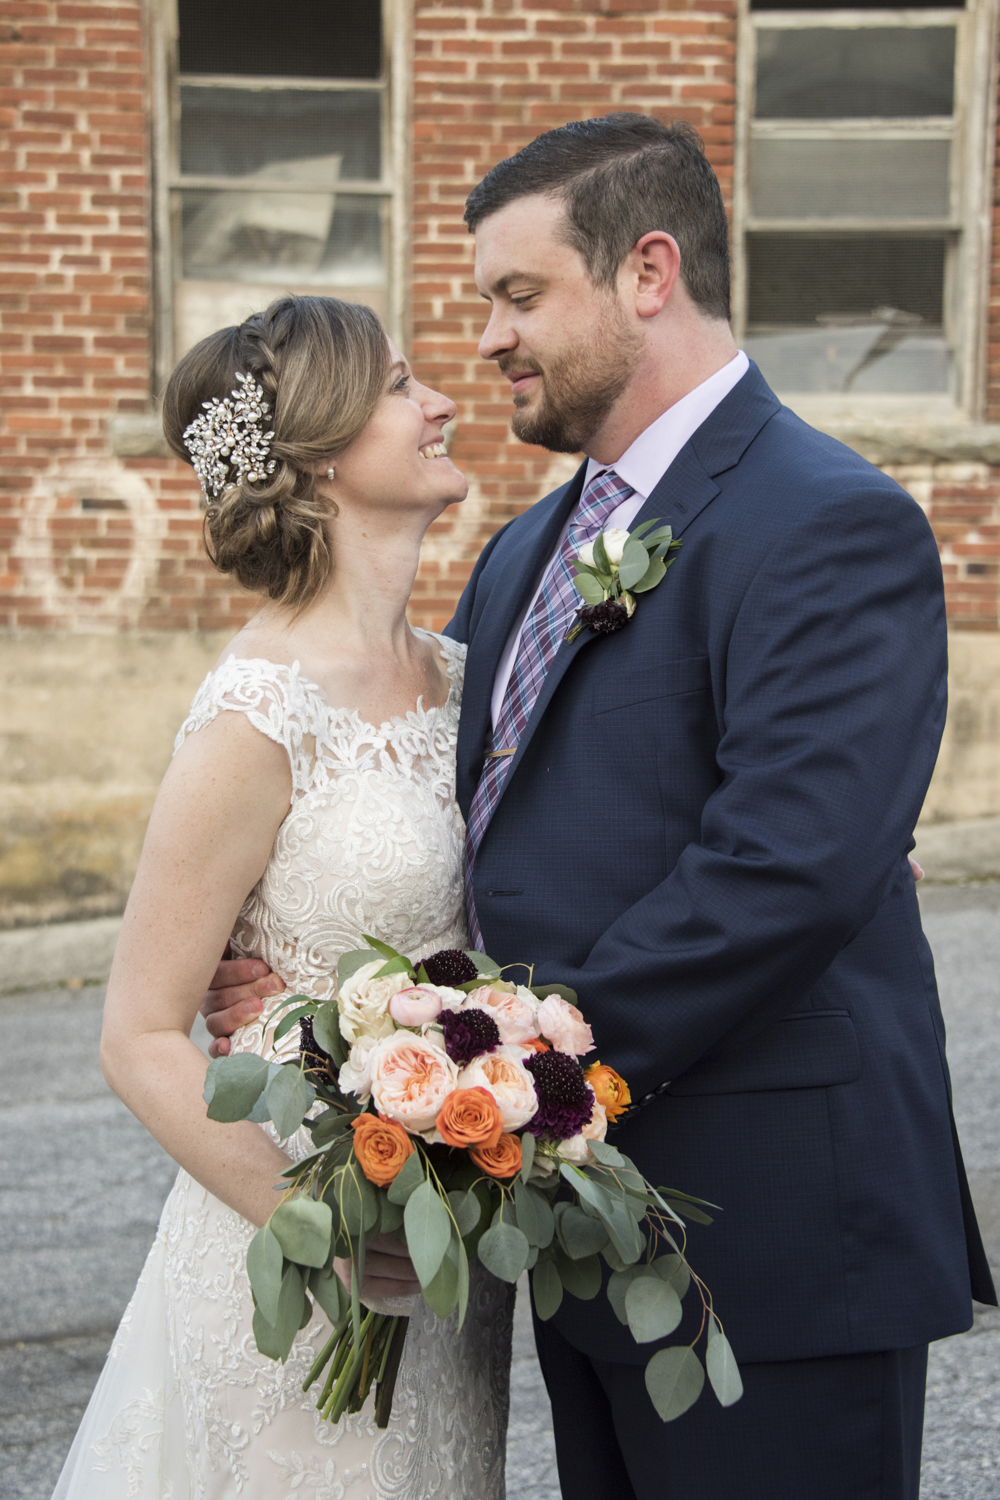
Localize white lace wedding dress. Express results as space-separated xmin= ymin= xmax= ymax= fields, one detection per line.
xmin=52 ymin=631 xmax=515 ymax=1500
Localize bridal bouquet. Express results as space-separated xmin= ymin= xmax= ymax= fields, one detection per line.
xmin=203 ymin=940 xmax=742 ymax=1427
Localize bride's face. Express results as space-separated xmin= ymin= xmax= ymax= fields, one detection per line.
xmin=329 ymin=341 xmax=467 ymax=515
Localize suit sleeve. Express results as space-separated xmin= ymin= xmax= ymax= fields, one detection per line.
xmin=533 ymin=486 xmax=948 ymax=1097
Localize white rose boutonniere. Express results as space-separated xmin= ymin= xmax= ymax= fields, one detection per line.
xmin=566 ymin=517 xmax=681 ymax=643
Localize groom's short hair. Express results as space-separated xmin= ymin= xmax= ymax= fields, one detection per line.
xmin=464 ymin=113 xmax=730 ymax=322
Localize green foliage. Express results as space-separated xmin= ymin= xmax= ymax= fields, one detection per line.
xmin=309 ymin=1263 xmax=349 ymax=1327
xmin=592 ymin=531 xmax=611 ymax=575
xmin=607 ymin=1264 xmax=646 ymax=1325
xmin=663 ymin=1197 xmax=714 ymax=1226
xmin=464 ymin=950 xmax=503 ymax=979
xmin=372 ymin=955 xmax=413 ymax=979
xmin=386 ymin=1149 xmax=424 ymax=1206
xmin=654 ymin=1254 xmax=690 ymax=1301
xmin=631 ymin=555 xmax=667 ymax=594
xmin=573 ymin=570 xmax=606 ymax=605
xmin=253 ymin=1264 xmax=306 ymax=1363
xmin=513 ymin=1180 xmax=554 ymax=1249
xmin=528 ymin=984 xmax=579 ymax=1005
xmin=361 ymin=934 xmax=413 ymax=974
xmin=311 ymin=1002 xmax=346 ymax=1065
xmin=625 ymin=1275 xmax=683 ymax=1343
xmin=270 ymin=1197 xmax=333 ymax=1269
xmin=518 ymin=1132 xmax=536 ymax=1184
xmin=272 ymin=999 xmax=317 ymax=1042
xmin=203 ymin=1053 xmax=269 ymax=1121
xmin=586 ymin=1138 xmax=628 ymax=1169
xmin=448 ymin=1188 xmax=482 ymax=1239
xmin=324 ymin=1162 xmax=378 ymax=1245
xmin=618 ymin=538 xmax=654 ymax=591
xmin=477 ymin=1220 xmax=530 ymax=1283
xmin=531 ymin=1256 xmax=563 ymax=1321
xmin=309 ymin=1108 xmax=354 ymax=1147
xmin=561 ymin=1164 xmax=645 ymax=1265
xmin=555 ymin=1202 xmax=609 ymax=1260
xmin=266 ymin=1065 xmax=315 ymax=1139
xmin=336 ymin=948 xmax=378 ymax=985
xmin=246 ymin=1223 xmax=283 ymax=1325
xmin=404 ymin=1180 xmax=452 ymax=1288
xmin=706 ymin=1324 xmax=743 ymax=1407
xmin=645 ymin=1346 xmax=705 ymax=1422
xmin=553 ymin=1249 xmax=602 ymax=1301
xmin=379 ymin=1195 xmax=404 ymax=1234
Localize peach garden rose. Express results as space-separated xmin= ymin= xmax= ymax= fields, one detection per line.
xmin=367 ymin=1029 xmax=460 ymax=1134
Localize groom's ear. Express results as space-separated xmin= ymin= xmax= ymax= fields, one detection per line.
xmin=627 ymin=232 xmax=682 ymax=320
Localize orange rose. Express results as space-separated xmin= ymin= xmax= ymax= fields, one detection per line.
xmin=471 ymin=1133 xmax=523 ymax=1179
xmin=351 ymin=1112 xmax=415 ymax=1186
xmin=584 ymin=1061 xmax=631 ymax=1123
xmin=436 ymin=1087 xmax=504 ymax=1149
xmin=521 ymin=1038 xmax=550 ymax=1054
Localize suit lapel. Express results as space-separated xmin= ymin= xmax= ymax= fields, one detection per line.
xmin=470 ymin=365 xmax=781 ymax=826
xmin=456 ymin=462 xmax=587 ymax=811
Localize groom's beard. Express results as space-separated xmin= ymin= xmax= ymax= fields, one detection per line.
xmin=502 ymin=303 xmax=641 ymax=455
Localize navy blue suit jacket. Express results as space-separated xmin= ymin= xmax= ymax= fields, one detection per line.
xmin=445 ymin=364 xmax=995 ymax=1366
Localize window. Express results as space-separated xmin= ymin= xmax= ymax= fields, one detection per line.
xmin=149 ymin=0 xmax=409 ymax=386
xmin=734 ymin=0 xmax=999 ymax=418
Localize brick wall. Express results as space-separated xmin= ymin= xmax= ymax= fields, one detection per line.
xmin=0 ymin=0 xmax=996 ymax=637
xmin=407 ymin=0 xmax=736 ymax=629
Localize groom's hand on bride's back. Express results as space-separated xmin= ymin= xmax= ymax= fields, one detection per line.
xmin=200 ymin=953 xmax=285 ymax=1058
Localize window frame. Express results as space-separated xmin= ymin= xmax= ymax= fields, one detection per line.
xmin=732 ymin=0 xmax=1000 ymax=420
xmin=146 ymin=0 xmax=411 ymax=395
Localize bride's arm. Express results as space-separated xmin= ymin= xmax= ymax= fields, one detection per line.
xmin=100 ymin=711 xmax=295 ymax=1228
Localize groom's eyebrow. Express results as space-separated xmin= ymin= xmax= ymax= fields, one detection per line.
xmin=480 ymin=272 xmax=544 ymax=300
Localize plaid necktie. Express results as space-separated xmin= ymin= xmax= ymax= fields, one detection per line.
xmin=463 ymin=469 xmax=635 ymax=947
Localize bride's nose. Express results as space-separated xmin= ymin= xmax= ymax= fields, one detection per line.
xmin=420 ymin=384 xmax=457 ymax=427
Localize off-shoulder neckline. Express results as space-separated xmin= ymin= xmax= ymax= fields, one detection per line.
xmin=210 ymin=628 xmax=465 ymax=739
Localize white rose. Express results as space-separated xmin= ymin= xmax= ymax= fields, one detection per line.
xmin=556 ymin=1132 xmax=593 ymax=1164
xmin=338 ymin=959 xmax=411 ymax=1044
xmin=602 ymin=527 xmax=631 ymax=566
xmin=457 ymin=1044 xmax=539 ymax=1131
xmin=338 ymin=1035 xmax=377 ymax=1101
xmin=577 ymin=540 xmax=597 ymax=568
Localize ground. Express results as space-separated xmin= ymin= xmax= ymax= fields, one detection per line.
xmin=1 ymin=888 xmax=998 ymax=1498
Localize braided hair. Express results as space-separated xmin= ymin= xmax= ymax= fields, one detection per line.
xmin=162 ymin=295 xmax=389 ymax=608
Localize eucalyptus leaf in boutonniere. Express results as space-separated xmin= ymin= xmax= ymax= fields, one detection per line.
xmin=565 ymin=519 xmax=682 ymax=643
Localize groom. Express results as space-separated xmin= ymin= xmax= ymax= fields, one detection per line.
xmin=202 ymin=115 xmax=994 ymax=1497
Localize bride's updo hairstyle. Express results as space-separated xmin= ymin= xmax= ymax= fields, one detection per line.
xmin=162 ymin=295 xmax=388 ymax=607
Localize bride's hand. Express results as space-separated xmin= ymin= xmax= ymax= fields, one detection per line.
xmin=200 ymin=952 xmax=285 ymax=1058
xmin=335 ymin=1234 xmax=422 ymax=1302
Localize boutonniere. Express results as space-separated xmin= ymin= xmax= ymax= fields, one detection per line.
xmin=565 ymin=520 xmax=681 ymax=642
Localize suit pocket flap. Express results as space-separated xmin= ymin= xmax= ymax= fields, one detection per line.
xmin=667 ymin=1012 xmax=861 ymax=1096
xmin=591 ymin=656 xmax=710 ymax=715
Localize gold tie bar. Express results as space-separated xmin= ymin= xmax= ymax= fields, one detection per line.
xmin=485 ymin=748 xmax=517 ymax=758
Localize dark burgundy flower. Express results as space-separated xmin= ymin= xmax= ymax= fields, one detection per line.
xmin=524 ymin=1049 xmax=594 ymax=1139
xmin=441 ymin=1006 xmax=501 ymax=1067
xmin=421 ymin=948 xmax=479 ymax=986
xmin=577 ymin=600 xmax=630 ymax=636
xmin=299 ymin=1014 xmax=333 ymax=1078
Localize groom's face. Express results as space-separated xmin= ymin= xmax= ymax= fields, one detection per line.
xmin=473 ymin=194 xmax=641 ymax=455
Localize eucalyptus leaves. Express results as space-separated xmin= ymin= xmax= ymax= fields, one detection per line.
xmin=201 ymin=934 xmax=741 ymax=1427
xmin=566 ymin=517 xmax=682 ymax=642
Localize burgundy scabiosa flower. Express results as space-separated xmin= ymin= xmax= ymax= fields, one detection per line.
xmin=421 ymin=948 xmax=479 ymax=987
xmin=441 ymin=1006 xmax=501 ymax=1067
xmin=523 ymin=1049 xmax=595 ymax=1139
xmin=299 ymin=1015 xmax=333 ymax=1079
xmin=576 ymin=600 xmax=631 ymax=636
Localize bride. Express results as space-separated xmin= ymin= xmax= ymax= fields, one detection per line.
xmin=52 ymin=295 xmax=514 ymax=1500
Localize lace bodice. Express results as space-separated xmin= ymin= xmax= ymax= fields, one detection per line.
xmin=173 ymin=632 xmax=470 ymax=1064
xmin=54 ymin=627 xmax=513 ymax=1500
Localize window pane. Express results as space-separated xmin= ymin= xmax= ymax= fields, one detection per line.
xmin=751 ymin=139 xmax=950 ymax=220
xmin=179 ymin=189 xmax=386 ymax=287
xmin=756 ymin=28 xmax=955 ymax=118
xmin=180 ymin=87 xmax=380 ymax=182
xmin=745 ymin=234 xmax=951 ymax=394
xmin=752 ymin=0 xmax=961 ymax=11
xmin=178 ymin=0 xmax=381 ymax=79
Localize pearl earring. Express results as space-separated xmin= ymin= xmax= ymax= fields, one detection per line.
xmin=326 ymin=467 xmax=335 ymax=481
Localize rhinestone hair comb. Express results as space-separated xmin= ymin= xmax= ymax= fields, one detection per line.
xmin=182 ymin=372 xmax=277 ymax=500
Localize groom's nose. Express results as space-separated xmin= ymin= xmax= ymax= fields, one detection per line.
xmin=478 ymin=304 xmax=518 ymax=363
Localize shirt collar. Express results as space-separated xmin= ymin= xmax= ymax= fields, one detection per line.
xmin=584 ymin=350 xmax=749 ymax=499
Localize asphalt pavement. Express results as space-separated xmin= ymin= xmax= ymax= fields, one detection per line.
xmin=1 ymin=889 xmax=998 ymax=1499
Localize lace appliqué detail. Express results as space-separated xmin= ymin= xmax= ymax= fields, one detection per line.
xmin=55 ymin=634 xmax=511 ymax=1500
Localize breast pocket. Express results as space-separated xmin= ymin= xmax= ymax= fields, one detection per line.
xmin=591 ymin=656 xmax=711 ymax=716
